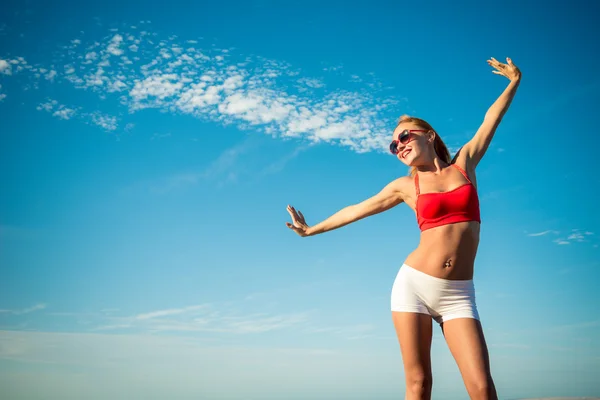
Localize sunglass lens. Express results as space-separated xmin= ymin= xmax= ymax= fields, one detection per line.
xmin=389 ymin=140 xmax=399 ymax=154
xmin=399 ymin=132 xmax=410 ymax=145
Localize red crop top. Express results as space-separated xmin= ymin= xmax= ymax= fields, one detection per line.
xmin=415 ymin=164 xmax=481 ymax=231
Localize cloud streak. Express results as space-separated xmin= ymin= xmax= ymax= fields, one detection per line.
xmin=0 ymin=303 xmax=47 ymax=315
xmin=100 ymin=305 xmax=312 ymax=335
xmin=135 ymin=304 xmax=208 ymax=320
xmin=527 ymin=230 xmax=557 ymax=237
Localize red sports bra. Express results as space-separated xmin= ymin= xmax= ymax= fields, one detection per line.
xmin=415 ymin=164 xmax=481 ymax=231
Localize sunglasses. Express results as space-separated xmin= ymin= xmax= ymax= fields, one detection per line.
xmin=389 ymin=129 xmax=428 ymax=155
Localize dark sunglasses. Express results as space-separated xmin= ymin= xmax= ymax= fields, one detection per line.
xmin=389 ymin=129 xmax=428 ymax=155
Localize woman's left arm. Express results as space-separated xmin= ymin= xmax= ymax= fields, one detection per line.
xmin=462 ymin=57 xmax=522 ymax=168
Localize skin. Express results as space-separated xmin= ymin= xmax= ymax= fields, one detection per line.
xmin=286 ymin=57 xmax=521 ymax=400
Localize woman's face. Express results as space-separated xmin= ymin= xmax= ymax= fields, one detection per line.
xmin=391 ymin=123 xmax=432 ymax=166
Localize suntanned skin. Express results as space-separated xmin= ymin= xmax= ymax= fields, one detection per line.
xmin=286 ymin=57 xmax=521 ymax=400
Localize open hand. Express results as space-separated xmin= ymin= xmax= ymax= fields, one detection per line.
xmin=286 ymin=205 xmax=311 ymax=237
xmin=488 ymin=57 xmax=521 ymax=82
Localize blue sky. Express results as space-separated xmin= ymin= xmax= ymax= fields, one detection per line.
xmin=1 ymin=0 xmax=599 ymax=399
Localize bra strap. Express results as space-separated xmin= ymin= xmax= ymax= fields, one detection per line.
xmin=452 ymin=164 xmax=472 ymax=183
xmin=414 ymin=173 xmax=420 ymax=195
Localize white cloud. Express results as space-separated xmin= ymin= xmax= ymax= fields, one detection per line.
xmin=106 ymin=34 xmax=124 ymax=56
xmin=52 ymin=108 xmax=76 ymax=120
xmin=130 ymin=73 xmax=184 ymax=101
xmin=88 ymin=111 xmax=117 ymax=131
xmin=567 ymin=232 xmax=585 ymax=242
xmin=0 ymin=59 xmax=12 ymax=75
xmin=45 ymin=70 xmax=57 ymax=81
xmin=297 ymin=77 xmax=325 ymax=89
xmin=37 ymin=99 xmax=58 ymax=112
xmin=527 ymin=230 xmax=557 ymax=237
xmin=85 ymin=51 xmax=98 ymax=62
xmin=0 ymin=303 xmax=47 ymax=315
xmin=527 ymin=228 xmax=597 ymax=248
xmin=37 ymin=99 xmax=78 ymax=121
xmin=135 ymin=304 xmax=207 ymax=320
xmin=0 ymin=27 xmax=401 ymax=154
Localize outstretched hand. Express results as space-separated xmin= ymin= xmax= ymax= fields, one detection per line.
xmin=488 ymin=57 xmax=521 ymax=82
xmin=286 ymin=205 xmax=311 ymax=237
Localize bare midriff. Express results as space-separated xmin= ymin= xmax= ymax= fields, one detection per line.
xmin=403 ymin=221 xmax=480 ymax=280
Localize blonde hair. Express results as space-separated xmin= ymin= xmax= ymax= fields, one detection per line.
xmin=396 ymin=115 xmax=451 ymax=176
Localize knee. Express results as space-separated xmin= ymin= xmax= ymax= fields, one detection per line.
xmin=406 ymin=371 xmax=432 ymax=397
xmin=467 ymin=375 xmax=496 ymax=400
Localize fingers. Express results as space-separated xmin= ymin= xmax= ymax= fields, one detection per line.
xmin=286 ymin=205 xmax=304 ymax=229
xmin=287 ymin=205 xmax=307 ymax=223
xmin=298 ymin=210 xmax=306 ymax=223
xmin=489 ymin=56 xmax=516 ymax=68
xmin=285 ymin=220 xmax=306 ymax=236
xmin=286 ymin=204 xmax=298 ymax=220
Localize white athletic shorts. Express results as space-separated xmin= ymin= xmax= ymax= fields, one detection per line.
xmin=391 ymin=264 xmax=480 ymax=324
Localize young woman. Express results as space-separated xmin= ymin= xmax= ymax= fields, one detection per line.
xmin=285 ymin=57 xmax=521 ymax=400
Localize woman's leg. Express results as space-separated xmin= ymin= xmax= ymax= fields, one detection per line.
xmin=392 ymin=311 xmax=434 ymax=400
xmin=441 ymin=318 xmax=498 ymax=400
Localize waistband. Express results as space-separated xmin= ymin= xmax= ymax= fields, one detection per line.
xmin=400 ymin=263 xmax=474 ymax=288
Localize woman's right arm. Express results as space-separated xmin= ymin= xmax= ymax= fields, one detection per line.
xmin=286 ymin=177 xmax=407 ymax=237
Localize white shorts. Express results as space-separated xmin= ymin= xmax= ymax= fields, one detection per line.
xmin=390 ymin=264 xmax=480 ymax=324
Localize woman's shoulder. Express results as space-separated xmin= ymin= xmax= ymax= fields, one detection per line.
xmin=389 ymin=175 xmax=416 ymax=198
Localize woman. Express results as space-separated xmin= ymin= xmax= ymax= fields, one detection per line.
xmin=285 ymin=57 xmax=521 ymax=400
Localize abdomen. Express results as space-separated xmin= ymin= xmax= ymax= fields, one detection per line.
xmin=404 ymin=221 xmax=480 ymax=280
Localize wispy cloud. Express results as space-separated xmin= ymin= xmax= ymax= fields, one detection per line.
xmin=0 ymin=303 xmax=47 ymax=315
xmin=0 ymin=329 xmax=364 ymax=400
xmin=88 ymin=111 xmax=118 ymax=131
xmin=554 ymin=229 xmax=595 ymax=245
xmin=0 ymin=24 xmax=402 ymax=152
xmin=527 ymin=230 xmax=558 ymax=237
xmin=78 ymin=301 xmax=314 ymax=336
xmin=2 ymin=294 xmax=377 ymax=342
xmin=135 ymin=304 xmax=208 ymax=320
xmin=35 ymin=98 xmax=120 ymax=131
xmin=550 ymin=319 xmax=600 ymax=332
xmin=255 ymin=144 xmax=310 ymax=180
xmin=305 ymin=324 xmax=377 ymax=340
xmin=150 ymin=132 xmax=171 ymax=140
xmin=142 ymin=135 xmax=279 ymax=193
xmin=527 ymin=228 xmax=596 ymax=247
xmin=490 ymin=343 xmax=530 ymax=350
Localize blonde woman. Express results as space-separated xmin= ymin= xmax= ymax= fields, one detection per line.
xmin=286 ymin=57 xmax=521 ymax=400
